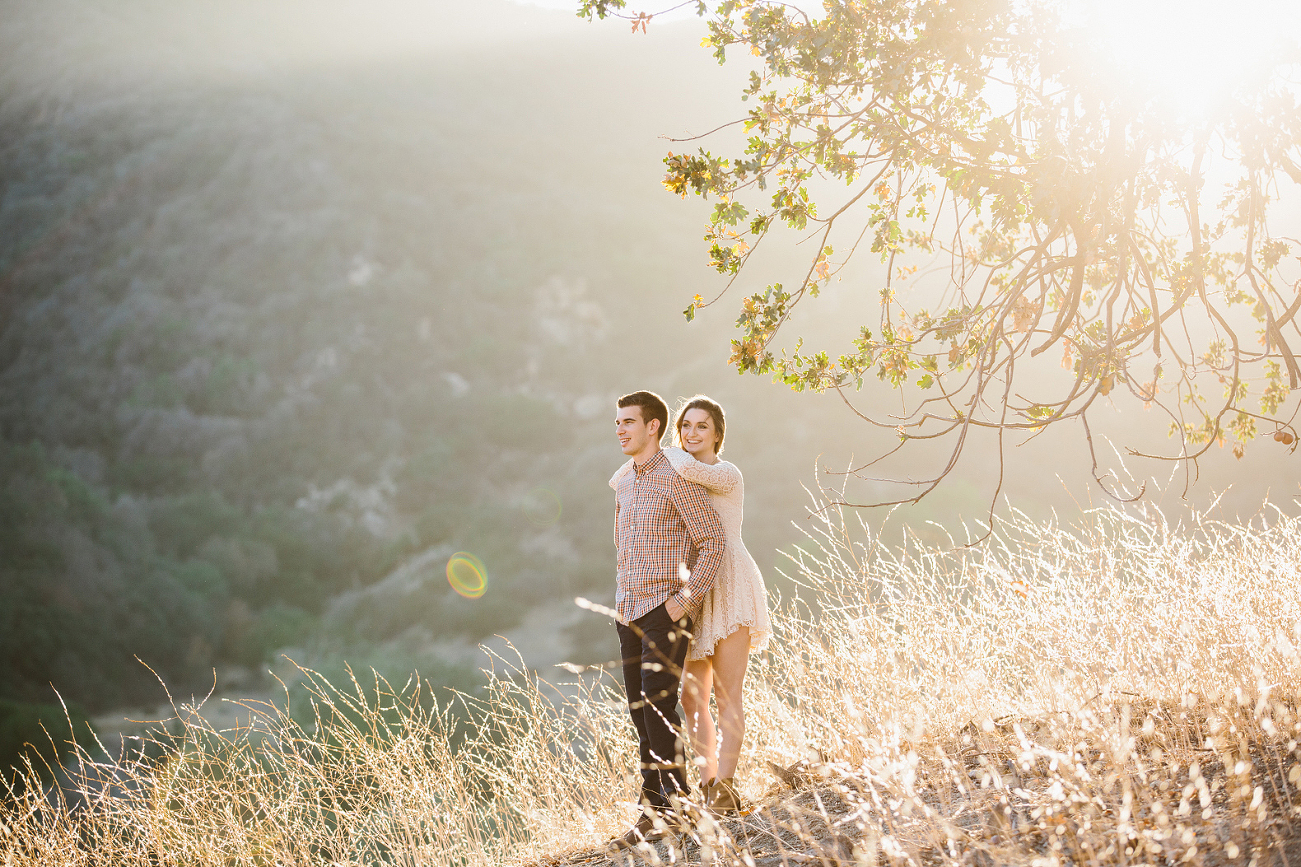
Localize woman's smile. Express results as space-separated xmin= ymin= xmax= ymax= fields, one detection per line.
xmin=680 ymin=408 xmax=720 ymax=461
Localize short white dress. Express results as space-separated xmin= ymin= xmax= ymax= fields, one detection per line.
xmin=610 ymin=447 xmax=772 ymax=661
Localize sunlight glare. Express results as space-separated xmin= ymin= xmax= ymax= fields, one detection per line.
xmin=1078 ymin=0 xmax=1299 ymax=116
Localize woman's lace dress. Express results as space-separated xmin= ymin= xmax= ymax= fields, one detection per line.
xmin=610 ymin=447 xmax=771 ymax=660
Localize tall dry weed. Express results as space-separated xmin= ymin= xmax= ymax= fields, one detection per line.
xmin=4 ymin=501 xmax=1301 ymax=865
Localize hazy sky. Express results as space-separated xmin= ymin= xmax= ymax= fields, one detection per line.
xmin=507 ymin=0 xmax=702 ymax=21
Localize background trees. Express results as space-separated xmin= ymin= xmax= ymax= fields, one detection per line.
xmin=0 ymin=0 xmax=863 ymax=776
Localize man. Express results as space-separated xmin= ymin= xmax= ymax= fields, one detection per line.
xmin=609 ymin=390 xmax=726 ymax=851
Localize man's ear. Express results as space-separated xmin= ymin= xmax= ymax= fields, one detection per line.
xmin=648 ymin=418 xmax=661 ymax=440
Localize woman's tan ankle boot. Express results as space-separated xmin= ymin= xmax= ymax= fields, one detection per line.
xmin=706 ymin=776 xmax=742 ymax=816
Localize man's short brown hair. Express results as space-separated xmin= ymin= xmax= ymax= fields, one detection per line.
xmin=617 ymin=391 xmax=669 ymax=443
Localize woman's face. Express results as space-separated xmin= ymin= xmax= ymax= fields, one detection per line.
xmin=680 ymin=408 xmax=720 ymax=458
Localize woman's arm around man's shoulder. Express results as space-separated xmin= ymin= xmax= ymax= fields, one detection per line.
xmin=608 ymin=458 xmax=635 ymax=489
xmin=662 ymin=446 xmax=740 ymax=494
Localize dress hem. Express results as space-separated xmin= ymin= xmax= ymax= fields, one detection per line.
xmin=687 ymin=621 xmax=772 ymax=662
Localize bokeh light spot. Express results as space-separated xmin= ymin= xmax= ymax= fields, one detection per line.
xmin=446 ymin=552 xmax=488 ymax=599
xmin=522 ymin=486 xmax=562 ymax=527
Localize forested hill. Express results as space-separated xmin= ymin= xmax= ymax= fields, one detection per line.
xmin=0 ymin=0 xmax=760 ymax=715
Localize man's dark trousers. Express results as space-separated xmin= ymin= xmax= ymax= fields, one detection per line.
xmin=617 ymin=602 xmax=694 ymax=810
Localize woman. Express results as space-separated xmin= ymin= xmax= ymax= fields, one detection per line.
xmin=610 ymin=395 xmax=771 ymax=815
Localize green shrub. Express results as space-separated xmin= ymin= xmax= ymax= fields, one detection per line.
xmin=0 ymin=699 xmax=91 ymax=785
xmin=241 ymin=604 xmax=315 ymax=666
xmin=147 ymin=491 xmax=243 ymax=559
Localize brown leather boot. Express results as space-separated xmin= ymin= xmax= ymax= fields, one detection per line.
xmin=706 ymin=776 xmax=742 ymax=816
xmin=608 ymin=807 xmax=692 ymax=851
xmin=608 ymin=812 xmax=661 ymax=851
xmin=696 ymin=778 xmax=715 ymax=815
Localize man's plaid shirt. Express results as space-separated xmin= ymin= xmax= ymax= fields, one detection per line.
xmin=613 ymin=449 xmax=725 ymax=623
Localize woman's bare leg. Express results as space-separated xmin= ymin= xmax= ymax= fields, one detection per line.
xmin=710 ymin=626 xmax=751 ymax=780
xmin=680 ymin=657 xmax=717 ymax=785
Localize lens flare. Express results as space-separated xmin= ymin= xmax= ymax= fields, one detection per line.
xmin=446 ymin=552 xmax=487 ymax=599
xmin=522 ymin=486 xmax=562 ymax=527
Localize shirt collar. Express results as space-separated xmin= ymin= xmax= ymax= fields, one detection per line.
xmin=634 ymin=449 xmax=666 ymax=475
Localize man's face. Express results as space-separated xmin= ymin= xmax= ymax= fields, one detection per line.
xmin=616 ymin=405 xmax=659 ymax=457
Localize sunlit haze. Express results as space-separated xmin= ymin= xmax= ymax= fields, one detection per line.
xmin=1078 ymin=0 xmax=1301 ymax=116
xmin=5 ymin=0 xmax=1301 ymax=862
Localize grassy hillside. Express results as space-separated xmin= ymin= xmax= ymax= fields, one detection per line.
xmin=5 ymin=500 xmax=1301 ymax=864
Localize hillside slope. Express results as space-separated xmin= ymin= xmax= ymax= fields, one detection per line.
xmin=0 ymin=0 xmax=685 ymax=707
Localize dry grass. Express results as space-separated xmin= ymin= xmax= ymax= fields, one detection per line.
xmin=5 ymin=500 xmax=1301 ymax=866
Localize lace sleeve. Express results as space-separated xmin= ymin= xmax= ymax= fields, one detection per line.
xmin=663 ymin=447 xmax=740 ymax=494
xmin=608 ymin=459 xmax=634 ymax=490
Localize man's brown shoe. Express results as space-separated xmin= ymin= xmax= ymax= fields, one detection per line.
xmin=608 ymin=811 xmax=666 ymax=851
xmin=608 ymin=807 xmax=695 ymax=851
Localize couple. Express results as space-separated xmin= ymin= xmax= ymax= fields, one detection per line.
xmin=608 ymin=390 xmax=771 ymax=850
